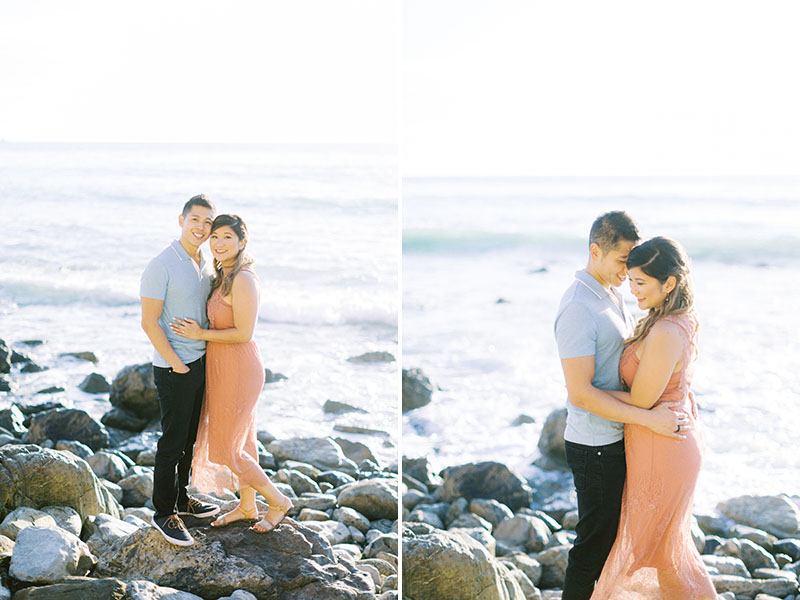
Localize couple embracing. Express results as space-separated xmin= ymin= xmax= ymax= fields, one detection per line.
xmin=555 ymin=211 xmax=717 ymax=599
xmin=139 ymin=195 xmax=291 ymax=547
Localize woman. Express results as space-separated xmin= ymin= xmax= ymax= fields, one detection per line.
xmin=591 ymin=237 xmax=715 ymax=599
xmin=170 ymin=214 xmax=293 ymax=533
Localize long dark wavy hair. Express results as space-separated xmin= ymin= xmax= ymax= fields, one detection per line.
xmin=209 ymin=214 xmax=255 ymax=298
xmin=624 ymin=236 xmax=696 ymax=348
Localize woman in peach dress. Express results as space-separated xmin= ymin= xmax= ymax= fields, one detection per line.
xmin=591 ymin=237 xmax=716 ymax=600
xmin=170 ymin=214 xmax=293 ymax=533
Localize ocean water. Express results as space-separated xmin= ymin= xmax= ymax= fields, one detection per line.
xmin=0 ymin=143 xmax=399 ymax=465
xmin=403 ymin=177 xmax=800 ymax=512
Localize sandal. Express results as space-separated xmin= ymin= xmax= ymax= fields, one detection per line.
xmin=251 ymin=496 xmax=293 ymax=533
xmin=210 ymin=505 xmax=259 ymax=527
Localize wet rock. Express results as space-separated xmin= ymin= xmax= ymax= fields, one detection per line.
xmin=0 ymin=376 xmax=15 ymax=393
xmin=95 ymin=520 xmax=376 ymax=599
xmin=324 ymin=400 xmax=368 ymax=415
xmin=79 ymin=372 xmax=110 ymax=393
xmin=9 ymin=526 xmax=95 ymax=583
xmin=11 ymin=576 xmax=128 ymax=600
xmin=0 ymin=340 xmax=10 ymax=373
xmin=334 ymin=424 xmax=390 ymax=437
xmin=16 ymin=401 xmax=66 ymax=421
xmin=718 ymin=494 xmax=800 ymax=538
xmin=24 ymin=408 xmax=110 ymax=451
xmin=511 ymin=414 xmax=536 ymax=426
xmin=402 ymin=368 xmax=433 ymax=412
xmin=534 ymin=409 xmax=568 ymax=471
xmin=36 ymin=385 xmax=63 ymax=394
xmin=0 ymin=405 xmax=26 ymax=437
xmin=403 ymin=528 xmax=525 ymax=599
xmin=10 ymin=349 xmax=32 ymax=364
xmin=60 ymin=351 xmax=98 ymax=363
xmin=19 ymin=340 xmax=45 ymax=346
xmin=109 ymin=363 xmax=159 ymax=420
xmin=21 ymin=362 xmax=48 ymax=373
xmin=440 ymin=462 xmax=534 ymax=511
xmin=335 ymin=438 xmax=379 ymax=466
xmin=264 ymin=369 xmax=287 ymax=384
xmin=347 ymin=352 xmax=395 ymax=364
xmin=337 ymin=478 xmax=398 ymax=521
xmin=0 ymin=445 xmax=121 ymax=522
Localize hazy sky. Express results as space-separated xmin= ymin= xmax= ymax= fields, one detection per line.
xmin=0 ymin=1 xmax=398 ymax=143
xmin=404 ymin=1 xmax=800 ymax=176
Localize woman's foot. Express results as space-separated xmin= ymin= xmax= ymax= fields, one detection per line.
xmin=210 ymin=504 xmax=259 ymax=527
xmin=251 ymin=496 xmax=293 ymax=533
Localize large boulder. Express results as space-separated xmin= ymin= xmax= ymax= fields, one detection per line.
xmin=11 ymin=577 xmax=129 ymax=600
xmin=717 ymin=495 xmax=800 ymax=538
xmin=79 ymin=373 xmax=111 ymax=394
xmin=267 ymin=437 xmax=357 ymax=473
xmin=95 ymin=520 xmax=376 ymax=600
xmin=403 ymin=528 xmax=525 ymax=599
xmin=0 ymin=445 xmax=121 ymax=523
xmin=402 ymin=368 xmax=433 ymax=412
xmin=0 ymin=506 xmax=58 ymax=540
xmin=535 ymin=409 xmax=568 ymax=471
xmin=337 ymin=478 xmax=398 ymax=521
xmin=440 ymin=462 xmax=534 ymax=511
xmin=9 ymin=526 xmax=96 ymax=583
xmin=24 ymin=408 xmax=110 ymax=451
xmin=109 ymin=363 xmax=160 ymax=420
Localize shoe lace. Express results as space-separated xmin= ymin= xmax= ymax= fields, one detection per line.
xmin=165 ymin=514 xmax=184 ymax=530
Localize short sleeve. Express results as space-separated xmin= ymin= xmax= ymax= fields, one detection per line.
xmin=140 ymin=258 xmax=168 ymax=301
xmin=555 ymin=302 xmax=597 ymax=359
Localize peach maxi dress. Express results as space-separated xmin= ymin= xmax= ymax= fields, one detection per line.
xmin=591 ymin=314 xmax=716 ymax=600
xmin=191 ymin=269 xmax=267 ymax=496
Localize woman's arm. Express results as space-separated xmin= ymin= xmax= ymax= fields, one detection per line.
xmin=622 ymin=320 xmax=685 ymax=409
xmin=171 ymin=272 xmax=259 ymax=343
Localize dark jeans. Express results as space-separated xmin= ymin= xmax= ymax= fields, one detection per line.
xmin=562 ymin=439 xmax=627 ymax=600
xmin=152 ymin=356 xmax=205 ymax=518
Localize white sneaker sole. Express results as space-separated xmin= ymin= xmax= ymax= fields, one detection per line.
xmin=177 ymin=506 xmax=221 ymax=519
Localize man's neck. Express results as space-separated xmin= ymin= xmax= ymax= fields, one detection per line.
xmin=584 ymin=264 xmax=611 ymax=292
xmin=179 ymin=238 xmax=202 ymax=264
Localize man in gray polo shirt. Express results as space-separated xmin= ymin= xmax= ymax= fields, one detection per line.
xmin=140 ymin=194 xmax=221 ymax=546
xmin=554 ymin=211 xmax=689 ymax=600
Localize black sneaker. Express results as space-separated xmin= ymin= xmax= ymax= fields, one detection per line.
xmin=151 ymin=514 xmax=194 ymax=546
xmin=177 ymin=497 xmax=221 ymax=519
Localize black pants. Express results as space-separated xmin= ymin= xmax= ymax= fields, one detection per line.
xmin=562 ymin=439 xmax=627 ymax=600
xmin=152 ymin=356 xmax=205 ymax=518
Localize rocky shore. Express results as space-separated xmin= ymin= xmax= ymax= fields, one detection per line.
xmin=401 ymin=406 xmax=800 ymax=600
xmin=1 ymin=339 xmax=399 ymax=600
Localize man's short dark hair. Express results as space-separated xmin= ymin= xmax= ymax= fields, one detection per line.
xmin=589 ymin=211 xmax=640 ymax=252
xmin=182 ymin=194 xmax=215 ymax=216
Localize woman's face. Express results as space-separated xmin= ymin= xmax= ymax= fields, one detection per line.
xmin=628 ymin=266 xmax=674 ymax=310
xmin=209 ymin=225 xmax=243 ymax=265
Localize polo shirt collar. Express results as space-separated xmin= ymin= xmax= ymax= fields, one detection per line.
xmin=170 ymin=239 xmax=207 ymax=268
xmin=574 ymin=270 xmax=610 ymax=299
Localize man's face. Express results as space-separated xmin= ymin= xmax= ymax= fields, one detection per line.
xmin=178 ymin=206 xmax=214 ymax=248
xmin=593 ymin=239 xmax=636 ymax=288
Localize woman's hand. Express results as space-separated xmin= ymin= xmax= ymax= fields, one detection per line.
xmin=170 ymin=317 xmax=205 ymax=340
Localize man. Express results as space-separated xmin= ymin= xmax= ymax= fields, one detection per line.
xmin=140 ymin=194 xmax=221 ymax=546
xmin=554 ymin=211 xmax=688 ymax=599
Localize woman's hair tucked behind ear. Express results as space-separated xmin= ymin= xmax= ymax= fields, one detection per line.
xmin=624 ymin=237 xmax=695 ymax=348
xmin=209 ymin=214 xmax=255 ymax=298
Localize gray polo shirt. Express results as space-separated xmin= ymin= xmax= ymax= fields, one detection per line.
xmin=554 ymin=270 xmax=636 ymax=446
xmin=140 ymin=240 xmax=213 ymax=368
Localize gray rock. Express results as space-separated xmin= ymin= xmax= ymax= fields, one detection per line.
xmin=440 ymin=462 xmax=534 ymax=510
xmin=0 ymin=376 xmax=16 ymax=393
xmin=292 ymin=493 xmax=338 ymax=512
xmin=54 ymin=439 xmax=94 ymax=460
xmin=335 ymin=437 xmax=379 ymax=466
xmin=324 ymin=400 xmax=368 ymax=414
xmin=60 ymin=351 xmax=98 ymax=363
xmin=10 ymin=526 xmax=95 ymax=583
xmin=511 ymin=414 xmax=536 ymax=427
xmin=109 ymin=363 xmax=160 ymax=420
xmin=347 ymin=351 xmax=395 ymax=364
xmin=470 ymin=498 xmax=515 ymax=528
xmin=95 ymin=520 xmax=376 ymax=599
xmin=534 ymin=409 xmax=568 ymax=471
xmin=24 ymin=408 xmax=110 ymax=451
xmin=402 ymin=456 xmax=441 ymax=489
xmin=501 ymin=553 xmax=543 ymax=587
xmin=268 ymin=436 xmax=357 ymax=473
xmin=0 ymin=340 xmax=10 ymax=373
xmin=299 ymin=508 xmax=330 ymax=521
xmin=702 ymin=555 xmax=751 ymax=578
xmin=263 ymin=369 xmax=287 ymax=384
xmin=114 ymin=430 xmax=162 ymax=461
xmin=0 ymin=445 xmax=121 ymax=522
xmin=333 ymin=507 xmax=371 ymax=534
xmin=406 ymin=507 xmax=444 ymax=529
xmin=276 ymin=468 xmax=321 ymax=495
xmin=303 ymin=519 xmax=352 ymax=545
xmin=711 ymin=574 xmax=799 ymax=597
xmin=507 ymin=567 xmax=542 ymax=600
xmin=718 ymin=494 xmax=800 ymax=538
xmin=729 ymin=523 xmax=778 ymax=551
xmin=11 ymin=577 xmax=128 ymax=600
xmin=494 ymin=515 xmax=552 ymax=553
xmin=118 ymin=471 xmax=154 ymax=507
xmin=40 ymin=505 xmax=82 ymax=536
xmin=87 ymin=450 xmax=129 ymax=483
xmin=337 ymin=478 xmax=398 ymax=521
xmin=561 ymin=509 xmax=579 ymax=530
xmin=21 ymin=362 xmax=47 ymax=373
xmin=87 ymin=513 xmax=139 ymax=556
xmin=775 ymin=539 xmax=800 ymax=561
xmin=739 ymin=538 xmax=780 ymax=572
xmin=449 ymin=512 xmax=493 ymax=532
xmin=35 ymin=385 xmax=64 ymax=394
xmin=403 ymin=528 xmax=525 ymax=599
xmin=101 ymin=406 xmax=149 ymax=432
xmin=0 ymin=506 xmax=58 ymax=540
xmin=535 ymin=545 xmax=570 ymax=589
xmin=318 ymin=470 xmax=356 ymax=488
xmin=402 ymin=489 xmax=427 ymax=511
xmin=696 ymin=512 xmax=736 ymax=537
xmin=79 ymin=372 xmax=110 ymax=393
xmin=126 ymin=579 xmax=205 ymax=599
xmin=402 ymin=368 xmax=433 ymax=413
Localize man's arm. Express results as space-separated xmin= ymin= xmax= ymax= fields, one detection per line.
xmin=141 ymin=297 xmax=189 ymax=373
xmin=560 ymin=355 xmax=688 ymax=439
